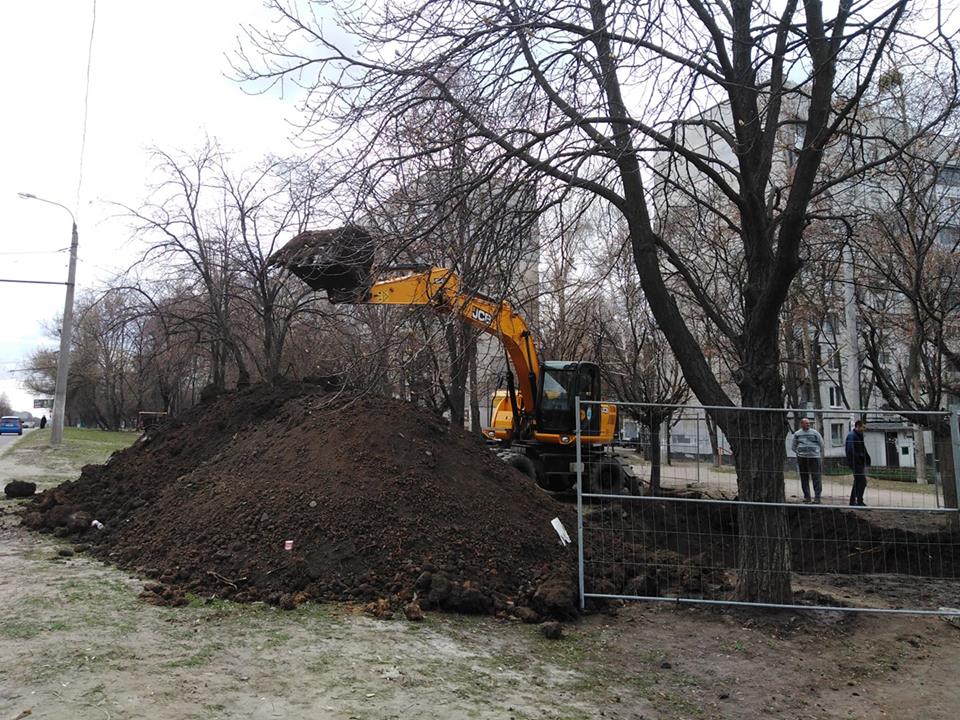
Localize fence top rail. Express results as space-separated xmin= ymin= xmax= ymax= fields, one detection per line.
xmin=580 ymin=492 xmax=960 ymax=513
xmin=579 ymin=399 xmax=953 ymax=416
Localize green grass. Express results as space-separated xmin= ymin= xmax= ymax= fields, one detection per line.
xmin=4 ymin=427 xmax=136 ymax=471
xmin=0 ymin=619 xmax=71 ymax=639
xmin=868 ymin=475 xmax=938 ymax=495
xmin=165 ymin=646 xmax=218 ymax=669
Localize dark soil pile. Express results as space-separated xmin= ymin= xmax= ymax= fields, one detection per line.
xmin=23 ymin=382 xmax=578 ymax=616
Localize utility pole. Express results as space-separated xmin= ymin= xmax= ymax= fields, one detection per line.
xmin=18 ymin=193 xmax=78 ymax=446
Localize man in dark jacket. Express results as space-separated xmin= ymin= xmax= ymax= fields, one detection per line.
xmin=845 ymin=420 xmax=871 ymax=506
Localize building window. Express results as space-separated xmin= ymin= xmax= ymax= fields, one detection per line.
xmin=822 ymin=313 xmax=841 ymax=335
xmin=829 ymin=351 xmax=842 ymax=370
xmin=878 ymin=351 xmax=892 ymax=366
xmin=939 ymin=165 xmax=960 ymax=187
xmin=830 ymin=422 xmax=845 ymax=447
xmin=829 ymin=385 xmax=843 ymax=408
xmin=937 ymin=225 xmax=960 ymax=249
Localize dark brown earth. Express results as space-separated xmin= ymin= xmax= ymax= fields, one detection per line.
xmin=583 ymin=497 xmax=960 ymax=601
xmin=4 ymin=480 xmax=36 ymax=498
xmin=22 ymin=381 xmax=578 ymax=615
xmin=20 ymin=380 xmax=960 ymax=618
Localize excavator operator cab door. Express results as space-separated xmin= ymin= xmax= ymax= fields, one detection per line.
xmin=577 ymin=362 xmax=602 ymax=435
xmin=537 ymin=361 xmax=602 ymax=435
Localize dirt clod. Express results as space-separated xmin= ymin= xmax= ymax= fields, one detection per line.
xmin=532 ymin=573 xmax=579 ymax=619
xmin=540 ymin=621 xmax=563 ymax=640
xmin=404 ymin=600 xmax=424 ymax=621
xmin=4 ymin=481 xmax=37 ymax=499
xmin=138 ymin=583 xmax=188 ymax=607
xmin=278 ymin=593 xmax=297 ymax=611
xmin=515 ymin=606 xmax=542 ymax=624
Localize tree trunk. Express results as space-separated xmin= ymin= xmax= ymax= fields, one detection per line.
xmin=933 ymin=424 xmax=959 ymax=511
xmin=706 ymin=413 xmax=721 ymax=467
xmin=211 ymin=341 xmax=225 ymax=390
xmin=725 ymin=407 xmax=793 ymax=604
xmin=647 ymin=413 xmax=662 ymax=496
xmin=229 ymin=340 xmax=250 ymax=388
xmin=444 ymin=322 xmax=468 ymax=426
xmin=801 ymin=326 xmax=825 ymax=436
xmin=263 ymin=305 xmax=282 ymax=383
xmin=664 ymin=419 xmax=672 ymax=466
xmin=468 ymin=335 xmax=482 ymax=434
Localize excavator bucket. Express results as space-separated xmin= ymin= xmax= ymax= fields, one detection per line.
xmin=268 ymin=225 xmax=375 ymax=302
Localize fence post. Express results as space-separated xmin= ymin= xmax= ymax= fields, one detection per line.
xmin=575 ymin=395 xmax=585 ymax=611
xmin=950 ymin=407 xmax=960 ymax=512
xmin=696 ymin=409 xmax=701 ymax=485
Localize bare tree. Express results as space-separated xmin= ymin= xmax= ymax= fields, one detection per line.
xmin=598 ymin=287 xmax=690 ymax=495
xmin=857 ymin=131 xmax=960 ymax=508
xmin=124 ymin=143 xmax=324 ymax=388
xmin=237 ymin=0 xmax=957 ymax=601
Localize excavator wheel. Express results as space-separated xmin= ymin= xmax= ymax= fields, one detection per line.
xmin=589 ymin=458 xmax=639 ymax=496
xmin=505 ymin=453 xmax=538 ymax=483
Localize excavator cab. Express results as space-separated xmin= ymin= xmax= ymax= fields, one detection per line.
xmin=536 ymin=361 xmax=602 ymax=436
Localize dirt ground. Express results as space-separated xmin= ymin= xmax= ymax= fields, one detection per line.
xmin=3 ymin=429 xmax=960 ymax=719
xmin=2 ymin=512 xmax=959 ymax=716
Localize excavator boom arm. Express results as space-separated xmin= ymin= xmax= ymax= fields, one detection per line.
xmin=361 ymin=268 xmax=540 ymax=415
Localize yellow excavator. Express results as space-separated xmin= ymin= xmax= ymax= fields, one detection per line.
xmin=271 ymin=226 xmax=635 ymax=494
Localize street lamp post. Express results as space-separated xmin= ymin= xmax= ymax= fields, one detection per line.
xmin=17 ymin=193 xmax=79 ymax=446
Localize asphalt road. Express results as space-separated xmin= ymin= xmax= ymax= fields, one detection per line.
xmin=0 ymin=427 xmax=34 ymax=454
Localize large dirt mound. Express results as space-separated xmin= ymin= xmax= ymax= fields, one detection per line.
xmin=24 ymin=382 xmax=577 ymax=615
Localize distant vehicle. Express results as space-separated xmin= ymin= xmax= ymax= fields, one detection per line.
xmin=21 ymin=419 xmax=37 ymax=429
xmin=138 ymin=411 xmax=168 ymax=431
xmin=1 ymin=416 xmax=23 ymax=435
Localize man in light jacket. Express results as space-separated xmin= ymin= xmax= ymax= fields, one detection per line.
xmin=791 ymin=417 xmax=824 ymax=503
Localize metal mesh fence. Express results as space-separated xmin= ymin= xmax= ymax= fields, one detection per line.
xmin=576 ymin=401 xmax=960 ymax=615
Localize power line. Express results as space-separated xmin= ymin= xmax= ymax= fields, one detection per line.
xmin=0 ymin=249 xmax=69 ymax=256
xmin=0 ymin=278 xmax=69 ymax=286
xmin=75 ymin=0 xmax=98 ymax=216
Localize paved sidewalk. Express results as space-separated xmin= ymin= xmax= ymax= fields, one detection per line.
xmin=622 ymin=457 xmax=943 ymax=509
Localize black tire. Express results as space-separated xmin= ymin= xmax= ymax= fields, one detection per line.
xmin=596 ymin=460 xmax=638 ymax=496
xmin=583 ymin=462 xmax=603 ymax=494
xmin=506 ymin=453 xmax=538 ymax=483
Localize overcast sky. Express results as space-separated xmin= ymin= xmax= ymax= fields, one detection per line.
xmin=0 ymin=0 xmax=306 ymax=412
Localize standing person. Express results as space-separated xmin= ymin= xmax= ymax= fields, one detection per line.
xmin=845 ymin=420 xmax=871 ymax=506
xmin=39 ymin=415 xmax=47 ymax=429
xmin=791 ymin=417 xmax=824 ymax=503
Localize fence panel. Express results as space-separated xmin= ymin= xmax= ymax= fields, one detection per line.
xmin=577 ymin=400 xmax=960 ymax=615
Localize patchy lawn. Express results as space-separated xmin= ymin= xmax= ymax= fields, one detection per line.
xmin=0 ymin=427 xmax=135 ymax=491
xmin=2 ymin=429 xmax=959 ymax=718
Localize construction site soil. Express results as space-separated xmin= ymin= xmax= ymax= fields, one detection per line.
xmin=21 ymin=381 xmax=960 ymax=616
xmin=22 ymin=382 xmax=579 ymax=617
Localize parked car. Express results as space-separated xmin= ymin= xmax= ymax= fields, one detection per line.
xmin=21 ymin=419 xmax=37 ymax=429
xmin=0 ymin=416 xmax=23 ymax=435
